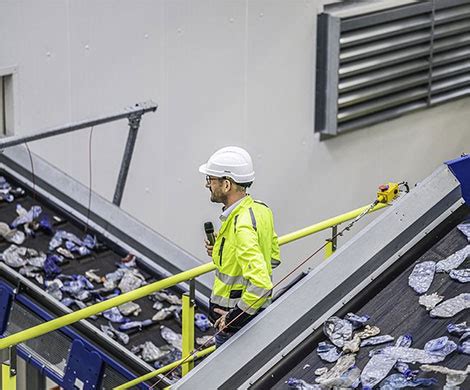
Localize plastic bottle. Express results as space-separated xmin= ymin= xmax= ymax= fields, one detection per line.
xmin=361 ymin=335 xmax=394 ymax=347
xmin=408 ymin=261 xmax=436 ymax=294
xmin=380 ymin=373 xmax=437 ymax=389
xmin=323 ymin=316 xmax=353 ymax=348
xmin=361 ymin=351 xmax=398 ymax=390
xmin=344 ymin=313 xmax=370 ymax=329
xmin=161 ymin=326 xmax=182 ymax=351
xmin=316 ymin=341 xmax=341 ymax=362
xmin=430 ymin=293 xmax=470 ymax=318
xmin=435 ymin=245 xmax=470 ymax=273
xmin=449 ymin=269 xmax=470 ymax=283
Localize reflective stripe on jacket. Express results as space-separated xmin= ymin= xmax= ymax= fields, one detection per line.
xmin=211 ymin=195 xmax=280 ymax=315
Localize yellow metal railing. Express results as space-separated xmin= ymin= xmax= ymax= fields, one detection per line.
xmin=0 ymin=197 xmax=392 ymax=389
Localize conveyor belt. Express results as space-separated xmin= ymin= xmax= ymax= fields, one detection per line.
xmin=267 ymin=211 xmax=470 ymax=389
xmin=0 ymin=171 xmax=213 ymax=387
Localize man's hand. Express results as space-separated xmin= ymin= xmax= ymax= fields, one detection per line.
xmin=213 ymin=307 xmax=228 ymax=331
xmin=204 ymin=233 xmax=217 ymax=257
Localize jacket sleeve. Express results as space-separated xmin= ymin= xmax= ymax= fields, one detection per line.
xmin=271 ymin=228 xmax=281 ymax=269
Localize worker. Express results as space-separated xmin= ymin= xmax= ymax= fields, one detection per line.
xmin=199 ymin=146 xmax=280 ymax=347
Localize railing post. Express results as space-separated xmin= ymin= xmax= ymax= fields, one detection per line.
xmin=2 ymin=345 xmax=17 ymax=390
xmin=181 ymin=280 xmax=195 ymax=376
xmin=324 ymin=225 xmax=338 ymax=259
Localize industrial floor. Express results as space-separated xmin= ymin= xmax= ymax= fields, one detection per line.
xmin=269 ymin=213 xmax=470 ymax=389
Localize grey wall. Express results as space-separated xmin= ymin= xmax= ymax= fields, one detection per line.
xmin=1 ymin=0 xmax=469 ymax=290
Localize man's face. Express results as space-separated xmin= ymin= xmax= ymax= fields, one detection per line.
xmin=205 ymin=176 xmax=228 ymax=204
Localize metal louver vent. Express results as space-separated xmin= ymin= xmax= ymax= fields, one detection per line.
xmin=315 ymin=0 xmax=470 ymax=139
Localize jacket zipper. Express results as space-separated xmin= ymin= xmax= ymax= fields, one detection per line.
xmin=219 ymin=237 xmax=226 ymax=266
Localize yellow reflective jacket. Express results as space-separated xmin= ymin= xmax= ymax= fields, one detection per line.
xmin=210 ymin=195 xmax=280 ymax=328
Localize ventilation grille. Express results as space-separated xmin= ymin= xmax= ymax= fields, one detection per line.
xmin=315 ymin=0 xmax=470 ymax=138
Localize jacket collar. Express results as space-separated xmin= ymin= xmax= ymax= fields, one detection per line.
xmin=218 ymin=195 xmax=253 ymax=235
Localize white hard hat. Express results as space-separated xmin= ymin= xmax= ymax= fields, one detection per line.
xmin=199 ymin=146 xmax=255 ymax=183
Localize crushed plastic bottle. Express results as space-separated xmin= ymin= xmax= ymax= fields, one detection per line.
xmin=419 ymin=292 xmax=445 ymax=311
xmin=447 ymin=322 xmax=470 ymax=336
xmin=100 ymin=322 xmax=129 ymax=345
xmin=424 ymin=336 xmax=457 ymax=358
xmin=360 ymin=335 xmax=394 ymax=347
xmin=150 ymin=291 xmax=182 ymax=305
xmin=45 ymin=279 xmax=64 ymax=300
xmin=196 ymin=335 xmax=215 ymax=346
xmin=344 ymin=313 xmax=370 ymax=329
xmin=153 ymin=349 xmax=182 ymax=369
xmin=421 ymin=364 xmax=470 ymax=389
xmin=356 ymin=325 xmax=381 ymax=340
xmin=449 ymin=269 xmax=470 ymax=283
xmin=0 ymin=222 xmax=25 ymax=245
xmin=119 ymin=319 xmax=153 ymax=331
xmin=316 ymin=341 xmax=342 ymax=362
xmin=286 ymin=378 xmax=322 ymax=389
xmin=118 ymin=270 xmax=145 ymax=293
xmin=195 ymin=313 xmax=211 ymax=332
xmin=430 ymin=293 xmax=470 ymax=318
xmin=44 ymin=254 xmax=63 ymax=279
xmin=118 ymin=301 xmax=141 ymax=316
xmin=321 ymin=365 xmax=361 ymax=388
xmin=131 ymin=341 xmax=169 ymax=362
xmin=152 ymin=301 xmax=164 ymax=310
xmin=395 ymin=334 xmax=413 ymax=348
xmin=436 ymin=245 xmax=470 ymax=273
xmin=1 ymin=245 xmax=27 ymax=267
xmin=11 ymin=205 xmax=42 ymax=229
xmin=323 ymin=316 xmax=353 ymax=348
xmin=458 ymin=341 xmax=470 ymax=354
xmin=380 ymin=373 xmax=437 ymax=389
xmin=85 ymin=269 xmax=102 ymax=284
xmin=315 ymin=367 xmax=328 ymax=376
xmin=152 ymin=306 xmax=180 ymax=322
xmin=102 ymin=307 xmax=128 ymax=323
xmin=408 ymin=261 xmax=436 ymax=294
xmin=103 ymin=269 xmax=126 ymax=289
xmin=360 ymin=350 xmax=398 ymax=389
xmin=316 ymin=354 xmax=356 ymax=385
xmin=343 ymin=334 xmax=361 ymax=353
xmin=161 ymin=326 xmax=182 ymax=351
xmin=394 ymin=362 xmax=417 ymax=378
xmin=457 ymin=222 xmax=470 ymax=241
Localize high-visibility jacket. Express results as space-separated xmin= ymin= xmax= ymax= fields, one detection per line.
xmin=210 ymin=195 xmax=280 ymax=329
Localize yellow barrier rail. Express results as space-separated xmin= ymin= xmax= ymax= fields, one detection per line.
xmin=0 ymin=198 xmax=391 ymax=389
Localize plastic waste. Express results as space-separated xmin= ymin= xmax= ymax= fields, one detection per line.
xmin=449 ymin=269 xmax=470 ymax=283
xmin=457 ymin=222 xmax=470 ymax=241
xmin=316 ymin=354 xmax=356 ymax=385
xmin=421 ymin=364 xmax=470 ymax=389
xmin=286 ymin=378 xmax=322 ymax=389
xmin=343 ymin=334 xmax=361 ymax=353
xmin=430 ymin=293 xmax=470 ymax=318
xmin=195 ymin=313 xmax=211 ymax=332
xmin=103 ymin=307 xmax=128 ymax=323
xmin=118 ymin=319 xmax=153 ymax=331
xmin=424 ymin=336 xmax=457 ymax=358
xmin=118 ymin=301 xmax=141 ymax=316
xmin=380 ymin=373 xmax=437 ymax=389
xmin=103 ymin=269 xmax=126 ymax=289
xmin=11 ymin=205 xmax=42 ymax=229
xmin=1 ymin=245 xmax=27 ymax=267
xmin=458 ymin=341 xmax=470 ymax=354
xmin=152 ymin=301 xmax=164 ymax=310
xmin=316 ymin=341 xmax=342 ymax=362
xmin=323 ymin=316 xmax=353 ymax=348
xmin=314 ymin=367 xmax=328 ymax=376
xmin=118 ymin=270 xmax=145 ymax=293
xmin=408 ymin=261 xmax=436 ymax=294
xmin=100 ymin=323 xmax=129 ymax=345
xmin=57 ymin=247 xmax=74 ymax=259
xmin=344 ymin=313 xmax=369 ymax=329
xmin=152 ymin=306 xmax=180 ymax=322
xmin=356 ymin=325 xmax=381 ymax=340
xmin=160 ymin=326 xmax=182 ymax=351
xmin=153 ymin=349 xmax=182 ymax=369
xmin=120 ymin=253 xmax=136 ymax=268
xmin=447 ymin=322 xmax=470 ymax=336
xmin=26 ymin=253 xmax=47 ymax=268
xmin=361 ymin=351 xmax=398 ymax=390
xmin=394 ymin=362 xmax=417 ymax=378
xmin=44 ymin=254 xmax=63 ymax=278
xmin=436 ymin=245 xmax=470 ymax=273
xmin=419 ymin=293 xmax=444 ymax=311
xmin=38 ymin=214 xmax=53 ymax=234
xmin=150 ymin=291 xmax=182 ymax=305
xmin=45 ymin=279 xmax=63 ymax=300
xmin=0 ymin=222 xmax=25 ymax=245
xmin=196 ymin=335 xmax=215 ymax=346
xmin=85 ymin=269 xmax=102 ymax=284
xmin=320 ymin=365 xmax=360 ymax=388
xmin=19 ymin=266 xmax=43 ymax=284
xmin=360 ymin=335 xmax=394 ymax=347
xmin=130 ymin=341 xmax=169 ymax=362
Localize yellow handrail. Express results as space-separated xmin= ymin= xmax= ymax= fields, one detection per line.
xmin=0 ymin=201 xmax=387 ymax=350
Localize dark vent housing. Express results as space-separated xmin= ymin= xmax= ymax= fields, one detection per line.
xmin=315 ymin=0 xmax=470 ymax=139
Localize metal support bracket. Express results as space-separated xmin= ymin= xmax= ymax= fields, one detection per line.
xmin=324 ymin=225 xmax=338 ymax=259
xmin=2 ymin=345 xmax=17 ymax=390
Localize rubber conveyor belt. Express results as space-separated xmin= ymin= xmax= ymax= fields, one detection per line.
xmin=265 ymin=211 xmax=470 ymax=389
xmin=0 ymin=171 xmax=213 ymax=388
